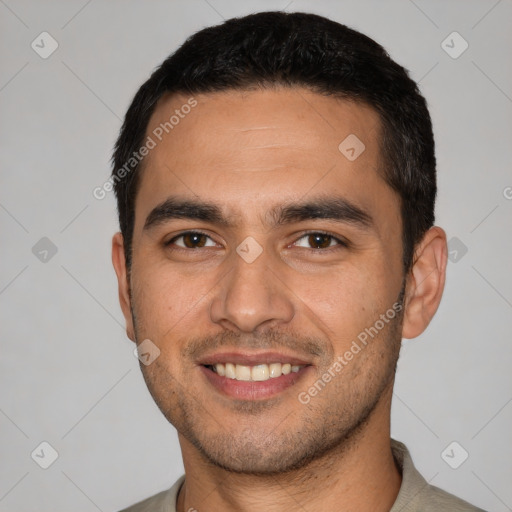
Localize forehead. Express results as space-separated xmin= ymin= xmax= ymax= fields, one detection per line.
xmin=135 ymin=87 xmax=393 ymax=230
xmin=146 ymin=87 xmax=381 ymax=169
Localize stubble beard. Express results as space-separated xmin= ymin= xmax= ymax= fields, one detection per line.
xmin=131 ymin=287 xmax=405 ymax=476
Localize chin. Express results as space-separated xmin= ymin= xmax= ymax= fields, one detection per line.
xmin=198 ymin=445 xmax=315 ymax=475
xmin=182 ymin=421 xmax=357 ymax=476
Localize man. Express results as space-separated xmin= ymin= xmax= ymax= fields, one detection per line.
xmin=111 ymin=11 xmax=484 ymax=512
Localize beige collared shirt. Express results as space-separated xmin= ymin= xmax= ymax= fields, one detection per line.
xmin=119 ymin=439 xmax=485 ymax=511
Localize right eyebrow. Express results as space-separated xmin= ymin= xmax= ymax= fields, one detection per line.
xmin=143 ymin=197 xmax=230 ymax=231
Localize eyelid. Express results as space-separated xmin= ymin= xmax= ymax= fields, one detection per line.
xmin=291 ymin=230 xmax=349 ymax=250
xmin=165 ymin=230 xmax=219 ymax=248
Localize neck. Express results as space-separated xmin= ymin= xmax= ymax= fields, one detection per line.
xmin=176 ymin=387 xmax=401 ymax=512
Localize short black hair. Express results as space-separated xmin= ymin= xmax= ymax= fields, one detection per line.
xmin=112 ymin=11 xmax=436 ymax=272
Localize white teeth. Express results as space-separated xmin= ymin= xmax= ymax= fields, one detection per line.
xmin=225 ymin=363 xmax=236 ymax=379
xmin=235 ymin=364 xmax=252 ymax=381
xmin=251 ymin=364 xmax=269 ymax=381
xmin=269 ymin=363 xmax=282 ymax=378
xmin=210 ymin=362 xmax=306 ymax=381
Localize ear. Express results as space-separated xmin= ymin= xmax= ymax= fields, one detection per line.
xmin=112 ymin=232 xmax=135 ymax=342
xmin=402 ymin=226 xmax=447 ymax=339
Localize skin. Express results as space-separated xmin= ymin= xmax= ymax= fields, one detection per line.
xmin=112 ymin=87 xmax=447 ymax=512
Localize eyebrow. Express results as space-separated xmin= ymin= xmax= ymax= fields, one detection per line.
xmin=143 ymin=195 xmax=374 ymax=232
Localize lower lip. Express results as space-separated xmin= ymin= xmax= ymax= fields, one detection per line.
xmin=200 ymin=365 xmax=313 ymax=400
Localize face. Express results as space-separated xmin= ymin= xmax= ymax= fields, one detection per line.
xmin=117 ymin=88 xmax=407 ymax=474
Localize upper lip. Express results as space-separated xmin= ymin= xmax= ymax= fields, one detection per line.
xmin=197 ymin=351 xmax=312 ymax=366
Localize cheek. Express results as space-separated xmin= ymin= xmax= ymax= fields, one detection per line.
xmin=130 ymin=263 xmax=204 ymax=338
xmin=296 ymin=262 xmax=395 ymax=344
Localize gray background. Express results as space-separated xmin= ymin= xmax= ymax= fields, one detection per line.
xmin=1 ymin=0 xmax=511 ymax=511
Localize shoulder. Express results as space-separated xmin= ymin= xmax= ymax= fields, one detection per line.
xmin=117 ymin=475 xmax=185 ymax=512
xmin=390 ymin=440 xmax=486 ymax=512
xmin=117 ymin=489 xmax=169 ymax=512
xmin=416 ymin=483 xmax=487 ymax=512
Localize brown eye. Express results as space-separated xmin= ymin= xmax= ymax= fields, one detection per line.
xmin=295 ymin=232 xmax=346 ymax=250
xmin=167 ymin=232 xmax=216 ymax=249
xmin=308 ymin=233 xmax=334 ymax=249
xmin=182 ymin=233 xmax=207 ymax=248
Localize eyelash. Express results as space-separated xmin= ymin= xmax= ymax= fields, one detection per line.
xmin=165 ymin=230 xmax=348 ymax=253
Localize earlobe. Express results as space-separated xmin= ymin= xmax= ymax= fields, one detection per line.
xmin=111 ymin=232 xmax=136 ymax=342
xmin=401 ymin=227 xmax=448 ymax=339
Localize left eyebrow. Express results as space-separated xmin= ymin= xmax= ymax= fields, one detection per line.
xmin=268 ymin=196 xmax=374 ymax=230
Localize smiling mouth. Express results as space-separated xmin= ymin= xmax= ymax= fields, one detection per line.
xmin=205 ymin=362 xmax=307 ymax=382
xmin=198 ymin=351 xmax=314 ymax=400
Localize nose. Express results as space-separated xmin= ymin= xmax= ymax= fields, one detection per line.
xmin=209 ymin=245 xmax=295 ymax=333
